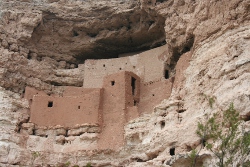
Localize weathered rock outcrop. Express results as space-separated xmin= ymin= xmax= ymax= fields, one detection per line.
xmin=1 ymin=0 xmax=166 ymax=62
xmin=0 ymin=0 xmax=249 ymax=166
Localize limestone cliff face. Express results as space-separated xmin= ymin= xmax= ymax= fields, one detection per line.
xmin=0 ymin=0 xmax=249 ymax=166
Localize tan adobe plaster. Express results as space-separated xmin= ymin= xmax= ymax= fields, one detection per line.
xmin=98 ymin=71 xmax=141 ymax=149
xmin=30 ymin=88 xmax=102 ymax=127
xmin=83 ymin=45 xmax=170 ymax=88
xmin=24 ymin=45 xmax=177 ymax=150
xmin=24 ymin=86 xmax=47 ymax=103
xmin=139 ymin=79 xmax=173 ymax=115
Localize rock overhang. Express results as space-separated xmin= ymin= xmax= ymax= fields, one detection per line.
xmin=22 ymin=1 xmax=166 ymax=64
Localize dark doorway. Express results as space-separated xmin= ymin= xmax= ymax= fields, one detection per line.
xmin=170 ymin=147 xmax=175 ymax=156
xmin=160 ymin=121 xmax=165 ymax=129
xmin=131 ymin=77 xmax=136 ymax=95
xmin=164 ymin=70 xmax=169 ymax=79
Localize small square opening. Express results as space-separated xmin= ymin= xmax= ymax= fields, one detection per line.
xmin=170 ymin=147 xmax=175 ymax=156
xmin=111 ymin=81 xmax=115 ymax=86
xmin=78 ymin=106 xmax=81 ymax=109
xmin=48 ymin=101 xmax=53 ymax=107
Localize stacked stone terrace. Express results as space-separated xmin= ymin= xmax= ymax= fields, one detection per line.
xmin=22 ymin=45 xmax=173 ymax=150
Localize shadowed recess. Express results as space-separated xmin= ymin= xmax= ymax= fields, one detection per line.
xmin=26 ymin=10 xmax=166 ymax=64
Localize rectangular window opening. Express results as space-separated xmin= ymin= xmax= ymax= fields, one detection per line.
xmin=134 ymin=100 xmax=137 ymax=106
xmin=170 ymin=147 xmax=175 ymax=156
xmin=111 ymin=80 xmax=115 ymax=86
xmin=78 ymin=106 xmax=81 ymax=109
xmin=48 ymin=101 xmax=53 ymax=107
xmin=164 ymin=70 xmax=169 ymax=79
xmin=131 ymin=77 xmax=136 ymax=95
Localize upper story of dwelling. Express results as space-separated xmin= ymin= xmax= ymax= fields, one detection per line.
xmin=83 ymin=45 xmax=170 ymax=88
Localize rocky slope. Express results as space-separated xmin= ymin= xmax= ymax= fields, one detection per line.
xmin=0 ymin=0 xmax=250 ymax=166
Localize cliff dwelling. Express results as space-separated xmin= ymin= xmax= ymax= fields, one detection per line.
xmin=1 ymin=0 xmax=250 ymax=166
xmin=22 ymin=45 xmax=173 ymax=150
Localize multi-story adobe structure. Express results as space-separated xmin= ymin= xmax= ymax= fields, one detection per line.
xmin=24 ymin=45 xmax=173 ymax=150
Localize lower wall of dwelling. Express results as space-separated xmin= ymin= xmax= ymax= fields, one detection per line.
xmin=24 ymin=70 xmax=173 ymax=150
xmin=24 ymin=87 xmax=47 ymax=107
xmin=126 ymin=106 xmax=139 ymax=122
xmin=138 ymin=79 xmax=173 ymax=115
xmin=30 ymin=89 xmax=102 ymax=127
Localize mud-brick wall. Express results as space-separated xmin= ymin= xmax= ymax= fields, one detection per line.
xmin=24 ymin=87 xmax=47 ymax=104
xmin=30 ymin=89 xmax=102 ymax=127
xmin=138 ymin=79 xmax=173 ymax=114
xmin=83 ymin=45 xmax=169 ymax=88
xmin=63 ymin=86 xmax=102 ymax=96
xmin=124 ymin=72 xmax=140 ymax=122
xmin=98 ymin=71 xmax=140 ymax=150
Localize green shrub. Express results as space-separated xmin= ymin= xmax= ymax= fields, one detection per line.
xmin=195 ymin=103 xmax=250 ymax=167
xmin=86 ymin=162 xmax=92 ymax=167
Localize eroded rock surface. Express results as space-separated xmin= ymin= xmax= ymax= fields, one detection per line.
xmin=0 ymin=0 xmax=249 ymax=166
xmin=1 ymin=0 xmax=166 ymax=63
